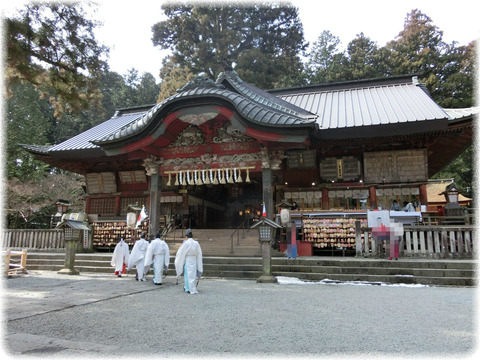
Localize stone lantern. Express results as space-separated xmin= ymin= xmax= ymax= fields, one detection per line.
xmin=52 ymin=199 xmax=71 ymax=227
xmin=251 ymin=217 xmax=282 ymax=283
xmin=441 ymin=182 xmax=463 ymax=217
xmin=126 ymin=204 xmax=142 ymax=228
xmin=56 ymin=220 xmax=90 ymax=275
xmin=55 ymin=199 xmax=70 ymax=216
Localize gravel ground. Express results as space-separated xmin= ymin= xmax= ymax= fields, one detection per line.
xmin=2 ymin=271 xmax=478 ymax=359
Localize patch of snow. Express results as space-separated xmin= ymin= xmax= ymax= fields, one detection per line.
xmin=276 ymin=276 xmax=429 ymax=288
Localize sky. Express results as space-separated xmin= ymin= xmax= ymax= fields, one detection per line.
xmin=90 ymin=0 xmax=480 ymax=82
xmin=2 ymin=0 xmax=480 ymax=82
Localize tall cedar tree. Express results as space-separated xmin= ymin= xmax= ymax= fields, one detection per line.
xmin=385 ymin=9 xmax=475 ymax=107
xmin=5 ymin=3 xmax=109 ymax=117
xmin=152 ymin=3 xmax=307 ymax=89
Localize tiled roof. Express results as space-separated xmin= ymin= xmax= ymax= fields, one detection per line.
xmin=94 ymin=71 xmax=316 ymax=145
xmin=47 ymin=111 xmax=147 ymax=152
xmin=20 ymin=73 xmax=477 ymax=155
xmin=217 ymin=71 xmax=316 ymax=121
xmin=443 ymin=107 xmax=480 ymax=121
xmin=273 ymin=77 xmax=450 ymax=130
xmin=18 ymin=144 xmax=52 ymax=155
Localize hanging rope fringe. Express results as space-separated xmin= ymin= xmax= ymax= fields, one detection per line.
xmin=202 ymin=170 xmax=209 ymax=184
xmin=165 ymin=167 xmax=254 ymax=186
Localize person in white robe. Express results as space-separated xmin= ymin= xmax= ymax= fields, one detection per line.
xmin=144 ymin=231 xmax=170 ymax=285
xmin=175 ymin=229 xmax=203 ymax=294
xmin=111 ymin=237 xmax=130 ymax=277
xmin=127 ymin=232 xmax=150 ymax=281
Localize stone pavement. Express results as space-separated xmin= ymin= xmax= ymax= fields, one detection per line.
xmin=1 ymin=270 xmax=478 ymax=358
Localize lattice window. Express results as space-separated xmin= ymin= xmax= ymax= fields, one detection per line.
xmin=118 ymin=171 xmax=147 ymax=184
xmin=89 ymin=197 xmax=116 ymax=215
xmin=86 ymin=172 xmax=117 ymax=193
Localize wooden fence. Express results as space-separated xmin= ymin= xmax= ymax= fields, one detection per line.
xmin=2 ymin=225 xmax=476 ymax=259
xmin=2 ymin=229 xmax=65 ymax=250
xmin=361 ymin=225 xmax=475 ymax=259
xmin=402 ymin=226 xmax=474 ymax=258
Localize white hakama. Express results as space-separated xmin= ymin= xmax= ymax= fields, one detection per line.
xmin=144 ymin=238 xmax=170 ymax=284
xmin=175 ymin=238 xmax=203 ymax=294
xmin=111 ymin=239 xmax=130 ymax=276
xmin=127 ymin=238 xmax=149 ymax=281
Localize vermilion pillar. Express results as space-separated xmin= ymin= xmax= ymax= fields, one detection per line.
xmin=369 ymin=186 xmax=377 ymax=209
xmin=419 ymin=184 xmax=428 ymax=205
xmin=322 ymin=188 xmax=329 ymax=210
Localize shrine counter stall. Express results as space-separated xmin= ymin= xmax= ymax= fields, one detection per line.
xmin=388 ymin=211 xmax=423 ymax=225
xmin=89 ymin=218 xmax=149 ymax=252
xmin=275 ymin=211 xmax=370 ymax=257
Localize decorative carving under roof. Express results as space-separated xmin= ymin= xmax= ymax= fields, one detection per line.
xmin=260 ymin=148 xmax=286 ymax=170
xmin=142 ymin=155 xmax=164 ymax=176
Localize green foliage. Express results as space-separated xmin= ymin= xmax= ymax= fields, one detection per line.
xmin=6 ymin=67 xmax=160 ymax=227
xmin=5 ymin=2 xmax=109 ymax=117
xmin=304 ymin=9 xmax=475 ymax=108
xmin=6 ymin=82 xmax=53 ymax=180
xmin=152 ymin=3 xmax=307 ymax=89
xmin=305 ymin=30 xmax=346 ymax=84
xmin=342 ymin=33 xmax=392 ymax=80
xmin=157 ymin=58 xmax=197 ymax=102
xmin=384 ymin=9 xmax=475 ymax=106
xmin=431 ymin=146 xmax=474 ymax=200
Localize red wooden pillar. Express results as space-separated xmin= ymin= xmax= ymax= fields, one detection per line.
xmin=369 ymin=186 xmax=377 ymax=209
xmin=419 ymin=184 xmax=428 ymax=205
xmin=322 ymin=188 xmax=329 ymax=210
xmin=115 ymin=195 xmax=121 ymax=216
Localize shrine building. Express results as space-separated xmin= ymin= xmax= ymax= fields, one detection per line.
xmin=22 ymin=71 xmax=476 ymax=252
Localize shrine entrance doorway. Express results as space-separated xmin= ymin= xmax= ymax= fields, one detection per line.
xmin=159 ymin=173 xmax=264 ymax=229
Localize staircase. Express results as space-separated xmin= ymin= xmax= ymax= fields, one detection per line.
xmin=162 ymin=228 xmax=269 ymax=256
xmin=23 ymin=252 xmax=475 ymax=287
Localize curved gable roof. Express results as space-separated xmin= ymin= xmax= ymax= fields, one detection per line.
xmin=93 ymin=71 xmax=317 ymax=147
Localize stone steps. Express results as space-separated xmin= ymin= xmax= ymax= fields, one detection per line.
xmin=162 ymin=228 xmax=263 ymax=256
xmin=23 ymin=252 xmax=476 ymax=286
